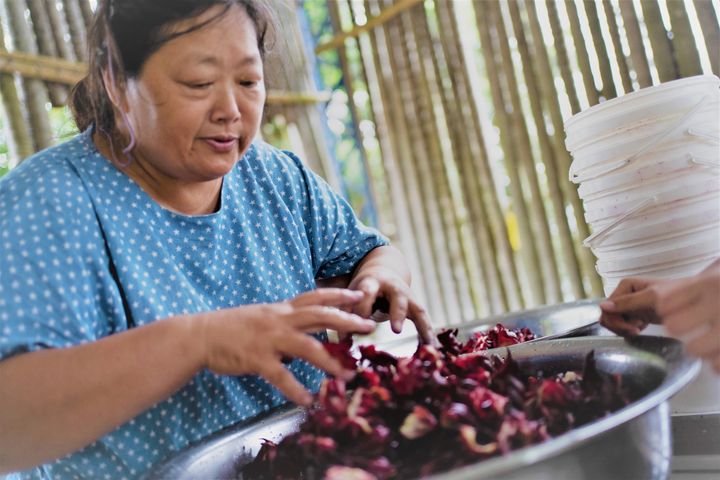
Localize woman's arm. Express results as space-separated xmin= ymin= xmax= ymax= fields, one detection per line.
xmin=0 ymin=289 xmax=372 ymax=473
xmin=0 ymin=315 xmax=201 ymax=473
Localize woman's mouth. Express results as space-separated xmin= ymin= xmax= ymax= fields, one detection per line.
xmin=203 ymin=136 xmax=238 ymax=153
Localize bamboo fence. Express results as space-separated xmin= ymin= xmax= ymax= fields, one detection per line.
xmin=0 ymin=0 xmax=718 ymax=325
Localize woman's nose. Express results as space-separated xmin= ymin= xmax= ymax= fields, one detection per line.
xmin=210 ymin=87 xmax=241 ymax=124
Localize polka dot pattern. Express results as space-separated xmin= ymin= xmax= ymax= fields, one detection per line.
xmin=0 ymin=130 xmax=388 ymax=479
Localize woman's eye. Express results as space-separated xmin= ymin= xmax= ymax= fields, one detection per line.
xmin=239 ymin=81 xmax=257 ymax=87
xmin=187 ymin=82 xmax=212 ymax=89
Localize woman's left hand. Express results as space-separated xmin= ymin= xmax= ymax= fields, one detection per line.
xmin=347 ymin=266 xmax=434 ymax=344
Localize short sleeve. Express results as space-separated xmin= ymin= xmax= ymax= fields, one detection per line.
xmin=0 ymin=155 xmax=117 ymax=361
xmin=281 ymin=150 xmax=389 ymax=279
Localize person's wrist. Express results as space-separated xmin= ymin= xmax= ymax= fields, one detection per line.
xmin=173 ymin=313 xmax=209 ymax=371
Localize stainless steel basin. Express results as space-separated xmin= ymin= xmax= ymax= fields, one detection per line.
xmin=147 ymin=336 xmax=700 ymax=480
xmin=370 ymin=299 xmax=610 ymax=358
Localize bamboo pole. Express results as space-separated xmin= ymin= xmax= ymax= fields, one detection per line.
xmin=666 ymin=0 xmax=702 ymax=77
xmin=26 ymin=0 xmax=68 ymax=105
xmin=527 ymin=0 xmax=604 ymax=297
xmin=264 ymin=11 xmax=340 ymax=185
xmin=365 ymin=0 xmax=449 ymax=322
xmin=396 ymin=0 xmax=476 ymax=322
xmin=381 ymin=0 xmax=463 ymax=323
xmin=436 ymin=0 xmax=513 ymax=314
xmin=583 ymin=0 xmax=617 ymax=99
xmin=546 ymin=0 xmax=582 ymax=114
xmin=446 ymin=0 xmax=525 ymax=311
xmin=565 ymin=0 xmax=600 ymax=106
xmin=693 ymin=0 xmax=719 ymax=75
xmin=78 ymin=0 xmax=94 ymax=27
xmin=44 ymin=0 xmax=77 ymax=62
xmin=62 ymin=0 xmax=88 ymax=61
xmin=326 ymin=0 xmax=383 ymax=231
xmin=640 ymin=0 xmax=678 ymax=81
xmin=412 ymin=2 xmax=489 ymax=316
xmin=492 ymin=0 xmax=562 ymax=303
xmin=602 ymin=0 xmax=633 ymax=94
xmin=618 ymin=0 xmax=653 ymax=88
xmin=315 ymin=0 xmax=423 ymax=54
xmin=508 ymin=0 xmax=584 ymax=300
xmin=348 ymin=1 xmax=431 ymax=313
xmin=476 ymin=0 xmax=547 ymax=306
xmin=3 ymin=0 xmax=54 ymax=152
xmin=0 ymin=19 xmax=34 ymax=160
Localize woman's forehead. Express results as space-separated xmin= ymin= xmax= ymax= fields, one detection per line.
xmin=154 ymin=5 xmax=261 ymax=66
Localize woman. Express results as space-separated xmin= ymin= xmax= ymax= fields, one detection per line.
xmin=599 ymin=258 xmax=720 ymax=372
xmin=0 ymin=1 xmax=432 ymax=477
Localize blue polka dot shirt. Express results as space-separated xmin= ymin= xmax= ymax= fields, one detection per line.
xmin=0 ymin=130 xmax=388 ymax=479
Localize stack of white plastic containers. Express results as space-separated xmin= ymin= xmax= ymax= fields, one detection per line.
xmin=565 ymin=75 xmax=720 ymax=294
xmin=565 ymin=75 xmax=720 ymax=415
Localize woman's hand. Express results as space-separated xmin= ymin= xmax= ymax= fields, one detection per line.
xmin=347 ymin=265 xmax=434 ymax=345
xmin=197 ymin=288 xmax=376 ymax=405
xmin=599 ymin=260 xmax=720 ymax=372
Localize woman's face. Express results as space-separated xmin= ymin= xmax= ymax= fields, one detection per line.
xmin=119 ymin=4 xmax=265 ymax=182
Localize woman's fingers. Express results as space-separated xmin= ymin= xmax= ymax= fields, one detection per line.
xmin=279 ymin=333 xmax=355 ymax=380
xmin=291 ymin=288 xmax=365 ymax=308
xmin=290 ymin=306 xmax=376 ymax=335
xmin=407 ymin=302 xmax=435 ymax=345
xmin=259 ymin=362 xmax=313 ymax=406
xmin=352 ymin=277 xmax=381 ymax=318
xmin=387 ymin=291 xmax=409 ymax=334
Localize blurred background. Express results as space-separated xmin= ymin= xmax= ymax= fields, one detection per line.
xmin=0 ymin=0 xmax=718 ymax=330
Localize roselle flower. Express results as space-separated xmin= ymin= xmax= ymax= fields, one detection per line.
xmin=467 ymin=386 xmax=509 ymax=421
xmin=360 ymin=345 xmax=398 ymax=367
xmin=537 ymin=379 xmax=569 ymax=406
xmin=399 ymin=405 xmax=438 ymax=439
xmin=319 ymin=378 xmax=347 ymax=414
xmin=458 ymin=425 xmax=498 ymax=455
xmin=324 ymin=465 xmax=377 ymax=480
xmin=323 ymin=337 xmax=357 ymax=371
xmin=244 ymin=328 xmax=633 ymax=480
xmin=440 ymin=403 xmax=472 ymax=428
xmin=297 ymin=434 xmax=337 ymax=456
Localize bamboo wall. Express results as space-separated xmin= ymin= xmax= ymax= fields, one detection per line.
xmin=314 ymin=0 xmax=719 ymax=324
xmin=1 ymin=0 xmax=718 ymax=326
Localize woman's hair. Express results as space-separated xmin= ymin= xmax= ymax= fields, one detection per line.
xmin=70 ymin=0 xmax=275 ymax=140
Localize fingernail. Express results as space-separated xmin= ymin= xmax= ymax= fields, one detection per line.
xmin=599 ymin=300 xmax=615 ymax=310
xmin=341 ymin=369 xmax=356 ymax=381
xmin=300 ymin=393 xmax=313 ymax=406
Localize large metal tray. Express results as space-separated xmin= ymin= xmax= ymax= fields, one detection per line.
xmin=148 ymin=336 xmax=700 ymax=480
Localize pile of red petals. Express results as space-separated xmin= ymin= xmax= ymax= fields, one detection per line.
xmin=243 ymin=326 xmax=631 ymax=480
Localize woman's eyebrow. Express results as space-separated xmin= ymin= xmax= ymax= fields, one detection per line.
xmin=184 ymin=54 xmax=261 ymax=67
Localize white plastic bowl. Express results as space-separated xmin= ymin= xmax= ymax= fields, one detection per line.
xmin=565 ymin=75 xmax=720 ymax=151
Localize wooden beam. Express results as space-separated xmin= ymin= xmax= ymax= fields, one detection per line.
xmin=314 ymin=0 xmax=423 ymax=55
xmin=0 ymin=50 xmax=85 ymax=84
xmin=0 ymin=50 xmax=330 ymax=105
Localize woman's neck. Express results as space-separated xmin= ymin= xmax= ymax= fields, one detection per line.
xmin=92 ymin=132 xmax=223 ymax=216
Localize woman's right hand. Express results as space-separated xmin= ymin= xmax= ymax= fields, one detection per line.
xmin=195 ymin=288 xmax=375 ymax=405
